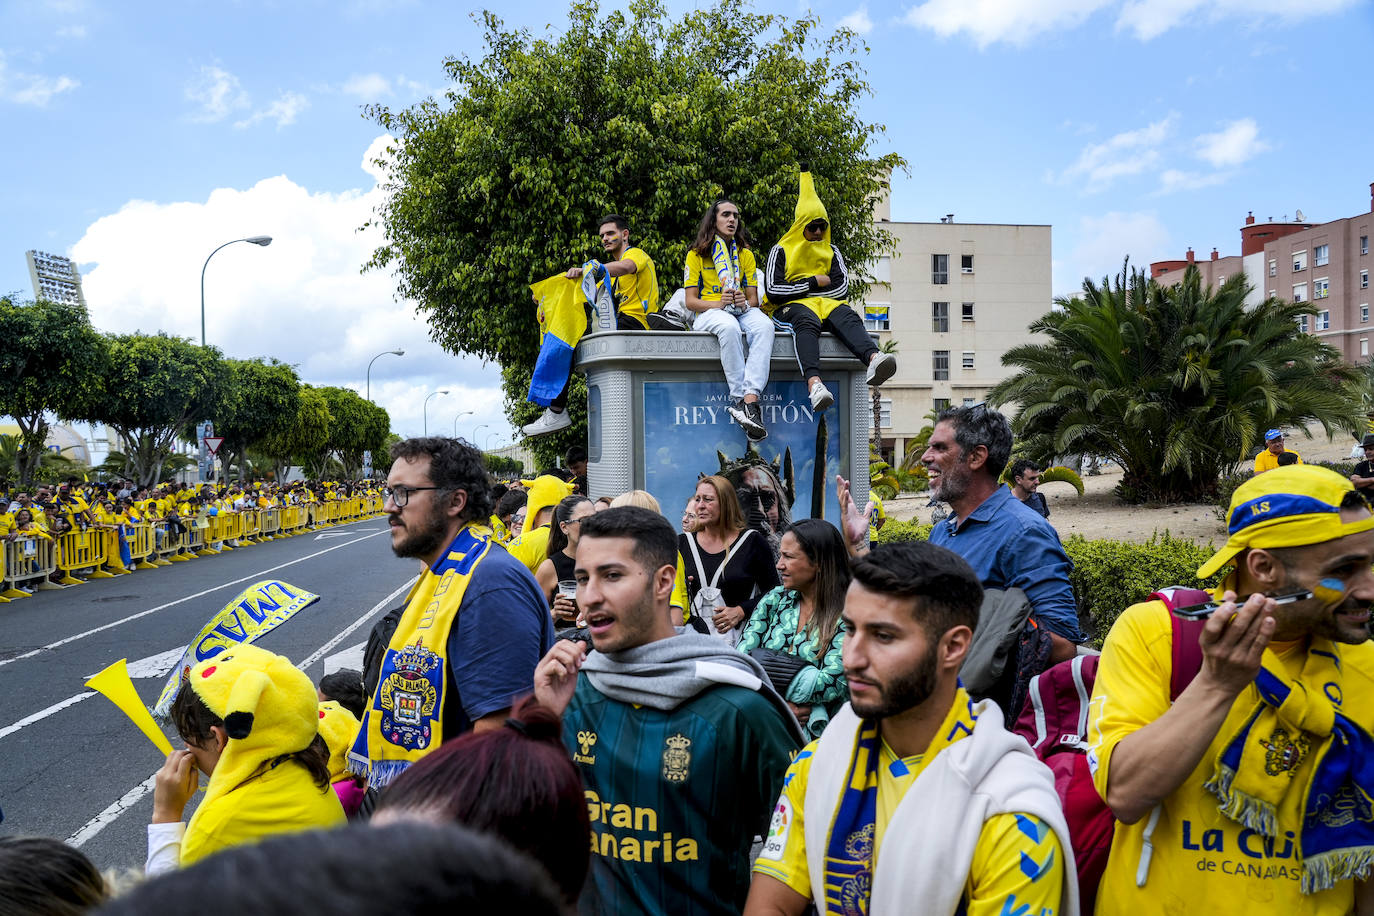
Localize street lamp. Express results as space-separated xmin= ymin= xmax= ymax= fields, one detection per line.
xmin=423 ymin=390 xmax=450 ymax=437
xmin=485 ymin=432 xmax=500 ymax=449
xmin=366 ymin=349 xmax=405 ymax=402
xmin=472 ymin=423 xmax=489 ymax=446
xmin=453 ymin=410 xmax=474 ymax=437
xmin=200 ymin=236 xmax=272 ymax=347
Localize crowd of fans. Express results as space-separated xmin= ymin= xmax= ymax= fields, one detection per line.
xmin=0 ymin=477 xmax=383 ymax=587
xmin=6 ymin=412 xmax=1374 ymax=916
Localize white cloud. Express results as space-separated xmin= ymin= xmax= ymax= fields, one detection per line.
xmin=1156 ymin=168 xmax=1230 ymax=194
xmin=56 ymin=24 xmax=88 ymax=39
xmin=1194 ymin=118 xmax=1268 ymax=168
xmin=341 ymin=72 xmax=392 ymax=100
xmin=838 ymin=5 xmax=875 ymax=34
xmin=68 ymin=134 xmax=514 ymax=442
xmin=1056 ymin=211 xmax=1172 ymax=297
xmin=902 ymin=0 xmax=1358 ymax=44
xmin=184 ymin=65 xmax=249 ymax=123
xmin=1059 ymin=114 xmax=1175 ymax=191
xmin=0 ymin=52 xmax=79 ymax=106
xmin=234 ymin=90 xmax=309 ymax=129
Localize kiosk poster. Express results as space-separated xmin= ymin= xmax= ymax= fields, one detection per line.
xmin=642 ymin=378 xmax=843 ymax=556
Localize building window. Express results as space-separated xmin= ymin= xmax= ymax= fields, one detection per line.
xmin=871 ymin=257 xmax=891 ymax=284
xmin=1314 ymin=277 xmax=1330 ymax=299
xmin=1269 ymin=259 xmax=1277 ymax=277
xmin=1293 ymin=250 xmax=1308 ymax=272
xmin=1363 ymin=236 xmax=1369 ymax=256
xmin=932 ymin=254 xmax=949 ymax=285
xmin=1363 ymin=339 xmax=1370 ymax=358
xmin=1362 ymin=304 xmax=1369 ymax=323
xmin=961 ymin=351 xmax=975 ymax=370
xmin=1218 ymin=275 xmax=1226 ymax=284
xmin=863 ymin=302 xmax=891 ymax=332
xmin=963 ymin=397 xmax=976 ymax=406
xmin=933 ymin=350 xmax=950 ymax=380
xmin=873 ymin=397 xmax=892 ymax=429
xmin=1315 ymin=244 xmax=1329 ymax=267
xmin=961 ymin=302 xmax=975 ymax=321
xmin=933 ymin=398 xmax=951 ymax=412
xmin=961 ymin=254 xmax=974 ymax=274
xmin=1293 ymin=283 xmax=1307 ymax=303
xmin=932 ymin=302 xmax=949 ymax=332
xmin=1363 ymin=270 xmax=1369 ymax=290
xmin=1317 ymin=310 xmax=1330 ymax=331
xmin=1297 ymin=315 xmax=1309 ymax=333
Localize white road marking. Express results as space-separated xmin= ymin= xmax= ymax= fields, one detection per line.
xmin=315 ymin=529 xmax=380 ymax=540
xmin=0 ymin=525 xmax=389 ymax=670
xmin=82 ymin=647 xmax=186 ymax=681
xmin=64 ymin=574 xmax=416 ymax=849
xmin=322 ymin=642 xmax=366 ymax=675
xmin=68 ymin=774 xmax=158 ymax=848
xmin=0 ymin=692 xmax=96 ymax=741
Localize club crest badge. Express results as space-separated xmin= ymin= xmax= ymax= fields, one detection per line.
xmin=1259 ymin=726 xmax=1312 ymax=777
xmin=662 ymin=733 xmax=692 ymax=783
xmin=378 ymin=641 xmax=442 ymax=751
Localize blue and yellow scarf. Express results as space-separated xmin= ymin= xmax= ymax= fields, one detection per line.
xmin=1205 ymin=641 xmax=1374 ymax=893
xmin=711 ymin=236 xmax=742 ymax=294
xmin=821 ymin=688 xmax=980 ymax=916
xmin=348 ymin=525 xmax=494 ymax=787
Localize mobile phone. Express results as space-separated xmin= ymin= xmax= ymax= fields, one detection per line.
xmin=1172 ymin=586 xmax=1314 ymax=619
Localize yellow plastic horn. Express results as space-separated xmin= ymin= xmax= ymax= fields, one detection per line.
xmin=85 ymin=659 xmax=174 ymax=756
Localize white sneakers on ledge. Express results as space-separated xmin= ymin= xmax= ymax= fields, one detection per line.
xmin=522 ymin=408 xmax=572 ymax=437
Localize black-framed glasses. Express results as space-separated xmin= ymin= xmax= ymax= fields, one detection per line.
xmin=383 ymin=485 xmax=440 ymax=508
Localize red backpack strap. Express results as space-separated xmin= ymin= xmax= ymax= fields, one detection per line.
xmin=1147 ymin=587 xmax=1209 ymax=701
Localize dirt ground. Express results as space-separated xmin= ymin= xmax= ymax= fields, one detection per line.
xmin=883 ymin=423 xmax=1365 ymax=548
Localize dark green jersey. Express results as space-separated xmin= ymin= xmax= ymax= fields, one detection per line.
xmin=564 ymin=677 xmax=800 ymax=915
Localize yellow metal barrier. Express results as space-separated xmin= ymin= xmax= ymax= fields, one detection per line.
xmin=3 ymin=535 xmax=58 ymax=598
xmin=96 ymin=526 xmax=133 ymax=576
xmin=55 ymin=529 xmax=107 ymax=585
xmin=240 ymin=509 xmax=260 ymax=544
xmin=259 ymin=507 xmax=281 ymax=539
xmin=131 ymin=523 xmax=158 ymax=570
xmin=154 ymin=523 xmax=185 ymax=564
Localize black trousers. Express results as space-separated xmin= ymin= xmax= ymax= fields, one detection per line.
xmin=551 ymin=311 xmax=645 ymax=411
xmin=773 ymin=302 xmax=877 ymax=380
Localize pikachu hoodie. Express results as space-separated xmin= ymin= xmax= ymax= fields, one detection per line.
xmin=180 ymin=644 xmax=344 ymax=864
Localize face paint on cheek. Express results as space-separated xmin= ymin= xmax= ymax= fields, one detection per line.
xmin=1315 ymin=577 xmax=1347 ymax=606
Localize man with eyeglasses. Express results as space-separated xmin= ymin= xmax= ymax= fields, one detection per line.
xmin=353 ymin=437 xmax=553 ymax=789
xmin=1254 ymin=428 xmax=1302 ymax=474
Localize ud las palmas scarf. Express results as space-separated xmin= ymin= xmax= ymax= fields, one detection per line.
xmin=1205 ymin=640 xmax=1374 ymax=894
xmin=710 ymin=235 xmax=743 ymax=308
xmin=526 ymin=263 xmax=616 ymax=406
xmin=820 ymin=688 xmax=980 ymax=916
xmin=349 ymin=524 xmax=494 ymax=788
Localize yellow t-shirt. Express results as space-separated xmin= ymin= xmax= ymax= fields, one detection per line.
xmin=868 ymin=490 xmax=886 ymax=541
xmin=505 ymin=525 xmax=551 ymax=574
xmin=684 ymin=246 xmax=758 ymax=302
xmin=754 ymin=721 xmax=1065 ymax=915
xmin=1253 ymin=448 xmax=1302 ymax=473
xmin=1087 ymin=600 xmax=1371 ymax=915
xmin=612 ymin=247 xmax=657 ymax=329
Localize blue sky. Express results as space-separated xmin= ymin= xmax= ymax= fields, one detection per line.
xmin=2 ymin=0 xmax=1370 ymax=443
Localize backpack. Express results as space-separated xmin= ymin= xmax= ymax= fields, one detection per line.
xmin=1011 ymin=587 xmax=1208 ymax=916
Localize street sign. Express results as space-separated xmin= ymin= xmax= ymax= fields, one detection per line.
xmin=203 ymin=437 xmax=224 ymax=456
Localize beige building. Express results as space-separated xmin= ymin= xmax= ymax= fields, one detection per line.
xmin=859 ymin=198 xmax=1052 ymax=466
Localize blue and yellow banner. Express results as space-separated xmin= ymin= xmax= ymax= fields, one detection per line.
xmin=153 ymin=579 xmax=320 ymax=718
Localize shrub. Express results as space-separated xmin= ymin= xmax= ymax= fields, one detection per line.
xmin=873 ymin=519 xmax=932 ymax=545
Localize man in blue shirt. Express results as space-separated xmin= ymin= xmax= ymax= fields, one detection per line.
xmin=921 ymin=405 xmax=1082 ymax=664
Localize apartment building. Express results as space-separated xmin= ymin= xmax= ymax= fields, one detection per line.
xmin=860 ymin=193 xmax=1052 ymax=465
xmin=1150 ymin=182 xmax=1373 ymax=362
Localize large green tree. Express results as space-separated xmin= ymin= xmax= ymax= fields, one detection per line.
xmin=205 ymin=358 xmax=301 ymax=483
xmin=306 ymin=387 xmax=391 ymax=479
xmin=92 ymin=333 xmax=230 ymax=488
xmin=365 ymin=0 xmax=904 ymax=467
xmin=254 ymin=384 xmax=332 ymax=481
xmin=988 ymin=264 xmax=1361 ymax=503
xmin=0 ymin=297 xmax=108 ymax=485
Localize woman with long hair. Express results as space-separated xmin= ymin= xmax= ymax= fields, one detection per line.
xmin=680 ymin=475 xmax=779 ymax=644
xmin=736 ymin=518 xmax=851 ymax=736
xmin=535 ymin=494 xmax=594 ymax=626
xmin=683 ymin=199 xmax=774 ymax=442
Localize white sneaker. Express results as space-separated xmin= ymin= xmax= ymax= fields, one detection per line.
xmin=866 ymin=352 xmax=897 ymax=386
xmin=522 ymin=408 xmax=571 ymax=437
xmin=809 ymin=381 xmax=834 ymax=411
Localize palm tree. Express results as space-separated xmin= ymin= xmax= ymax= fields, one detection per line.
xmin=989 ymin=262 xmax=1360 ymax=503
